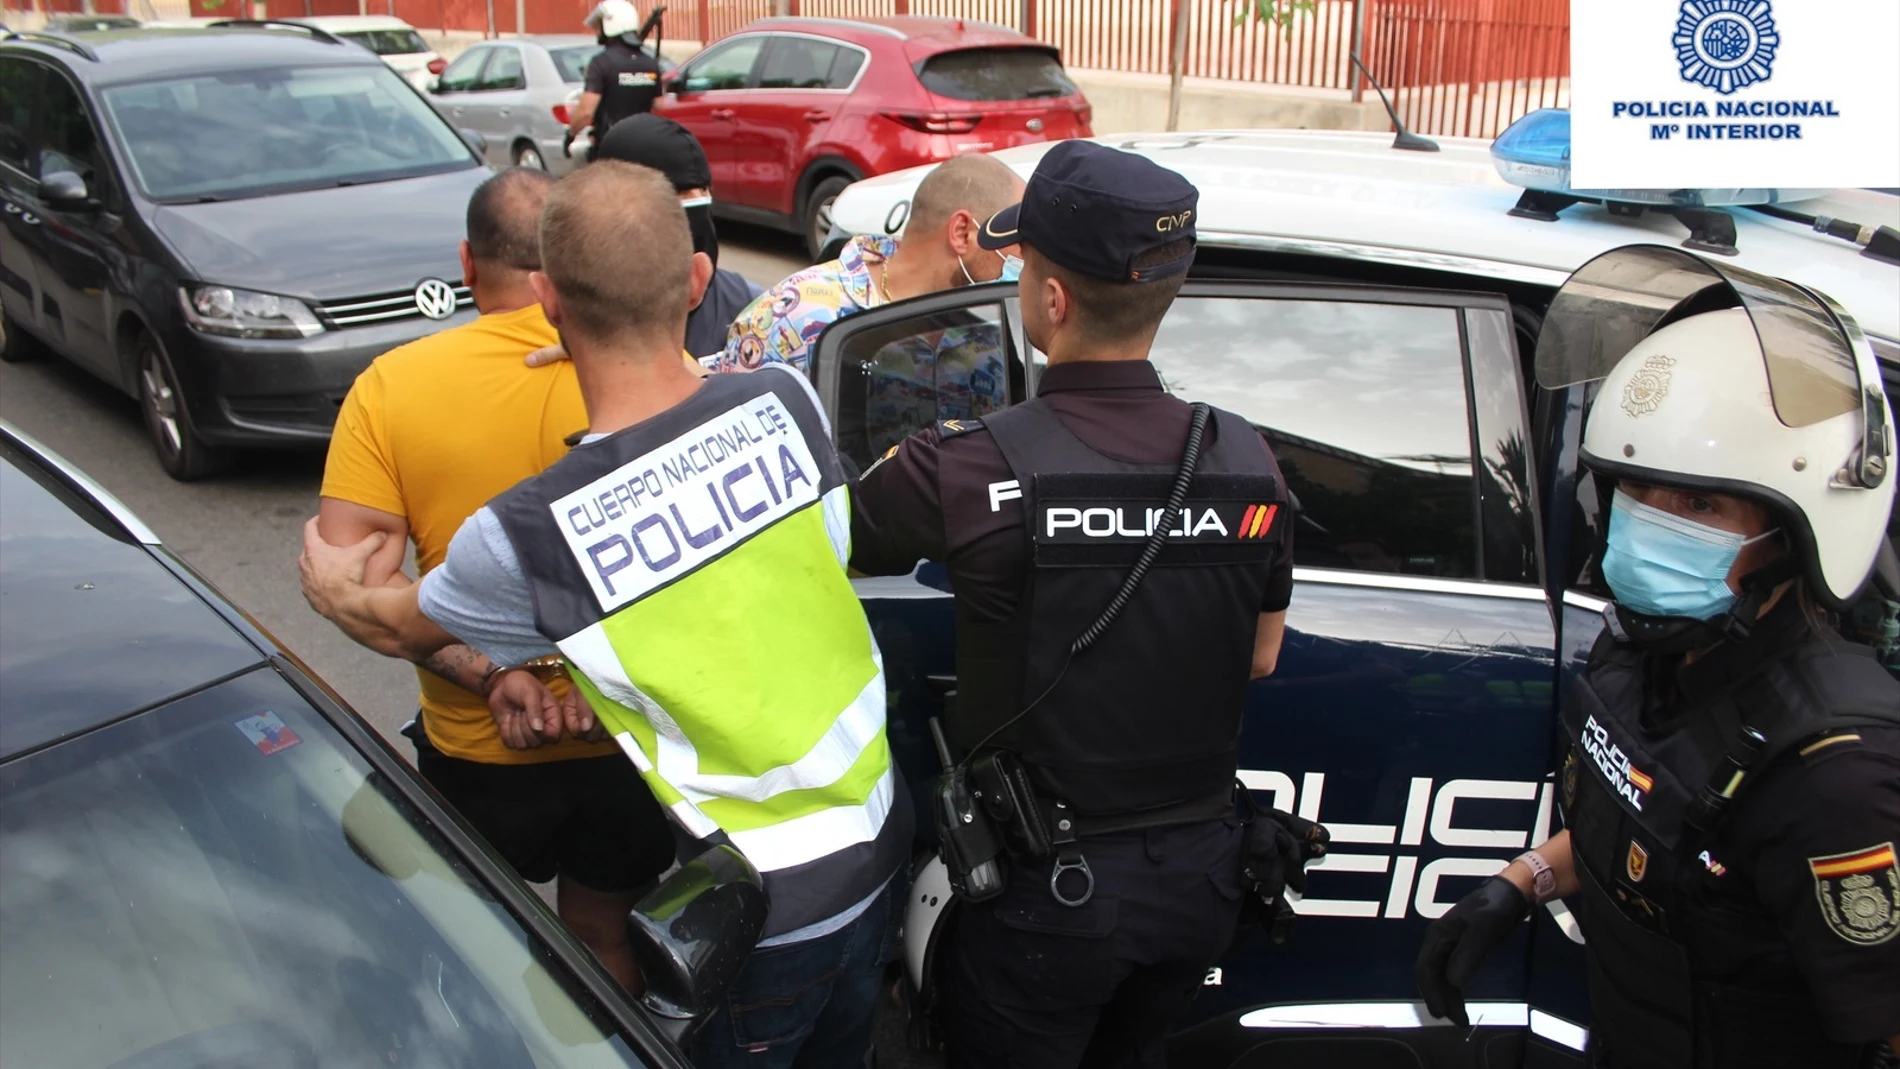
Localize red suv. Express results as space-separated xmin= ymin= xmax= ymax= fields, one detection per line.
xmin=655 ymin=16 xmax=1092 ymax=256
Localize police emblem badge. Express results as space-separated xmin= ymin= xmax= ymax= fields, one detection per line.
xmin=1809 ymin=842 xmax=1900 ymax=945
xmin=1621 ymin=354 xmax=1676 ymax=418
xmin=1672 ymin=0 xmax=1778 ymax=96
xmin=1627 ymin=841 xmax=1650 ymax=883
xmin=1561 ymin=749 xmax=1580 ymax=809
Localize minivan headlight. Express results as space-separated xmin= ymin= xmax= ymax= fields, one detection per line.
xmin=180 ymin=285 xmax=324 ymax=339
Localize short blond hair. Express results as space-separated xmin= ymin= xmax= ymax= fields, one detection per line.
xmin=906 ymin=153 xmax=1022 ymax=238
xmin=540 ymin=160 xmax=692 ymax=344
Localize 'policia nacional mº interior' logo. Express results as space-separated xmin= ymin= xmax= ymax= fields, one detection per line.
xmin=1809 ymin=842 xmax=1900 ymax=945
xmin=1673 ymin=0 xmax=1778 ymax=96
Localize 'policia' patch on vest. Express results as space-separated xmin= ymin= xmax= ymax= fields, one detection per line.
xmin=1808 ymin=842 xmax=1900 ymax=945
xmin=1581 ymin=713 xmax=1655 ymax=811
xmin=1030 ymin=472 xmax=1282 ymax=568
xmin=552 ymin=396 xmax=819 ymax=611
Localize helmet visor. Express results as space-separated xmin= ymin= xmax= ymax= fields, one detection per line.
xmin=1533 ymin=244 xmax=1865 ymax=428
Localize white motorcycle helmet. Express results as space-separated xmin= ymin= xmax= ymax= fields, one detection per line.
xmin=1537 ymin=244 xmax=1895 ymax=610
xmin=584 ymin=0 xmax=643 ymax=39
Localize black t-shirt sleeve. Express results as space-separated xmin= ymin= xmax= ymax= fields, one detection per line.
xmin=1732 ymin=728 xmax=1900 ymax=1042
xmin=1259 ymin=431 xmax=1295 ymax=613
xmin=849 ymin=429 xmax=948 ymax=576
xmin=583 ymin=52 xmax=611 ymax=95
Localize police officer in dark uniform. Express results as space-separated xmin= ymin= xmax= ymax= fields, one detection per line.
xmin=1415 ymin=246 xmax=1900 ymax=1067
xmin=850 ymin=141 xmax=1315 ymax=1068
xmin=566 ymin=0 xmax=662 ymax=160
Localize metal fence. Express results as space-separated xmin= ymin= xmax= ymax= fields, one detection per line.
xmin=4 ymin=0 xmax=1566 ymax=136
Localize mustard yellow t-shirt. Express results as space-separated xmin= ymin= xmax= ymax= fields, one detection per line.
xmin=321 ymin=304 xmax=617 ymax=765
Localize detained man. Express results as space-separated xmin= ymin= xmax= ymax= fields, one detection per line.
xmin=300 ymin=161 xmax=910 ymax=1069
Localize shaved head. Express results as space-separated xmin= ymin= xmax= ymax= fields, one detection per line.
xmin=539 ymin=160 xmax=692 ymax=345
xmin=906 ymin=153 xmax=1023 ymax=239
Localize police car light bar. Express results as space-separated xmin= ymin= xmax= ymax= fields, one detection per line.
xmin=1487 ymin=109 xmax=1832 ymax=254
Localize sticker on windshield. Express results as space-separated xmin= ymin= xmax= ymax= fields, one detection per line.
xmin=236 ymin=711 xmax=302 ymax=755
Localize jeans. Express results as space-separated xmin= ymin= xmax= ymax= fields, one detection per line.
xmin=691 ymin=878 xmax=896 ymax=1069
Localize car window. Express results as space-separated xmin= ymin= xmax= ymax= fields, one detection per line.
xmin=551 ymin=44 xmax=600 ymax=82
xmin=828 ymin=46 xmax=865 ymax=89
xmin=477 ymin=47 xmax=525 ymax=90
xmin=101 ymin=65 xmax=474 ymax=203
xmin=36 ymin=67 xmax=109 ymax=195
xmin=679 ymin=35 xmax=765 ymax=92
xmin=1145 ymin=296 xmax=1478 ymax=578
xmin=0 ymin=671 xmax=655 ymax=1069
xmin=759 ymin=37 xmax=842 ymax=90
xmin=339 ymin=29 xmax=431 ymax=56
xmin=918 ymin=48 xmax=1076 ymax=101
xmin=0 ymin=57 xmax=34 ymax=175
xmin=832 ymin=303 xmax=1014 ymax=470
xmin=436 ymin=46 xmax=489 ymax=92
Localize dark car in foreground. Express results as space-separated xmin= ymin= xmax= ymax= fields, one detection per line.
xmin=0 ymin=421 xmax=765 ymax=1068
xmin=0 ymin=23 xmax=489 ymax=480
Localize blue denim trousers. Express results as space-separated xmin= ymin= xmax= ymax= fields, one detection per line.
xmin=690 ymin=878 xmax=897 ymax=1069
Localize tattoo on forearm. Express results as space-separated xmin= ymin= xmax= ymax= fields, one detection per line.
xmin=421 ymin=645 xmax=492 ymax=695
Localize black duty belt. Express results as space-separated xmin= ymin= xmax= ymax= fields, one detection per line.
xmin=1037 ymin=787 xmax=1237 ymax=908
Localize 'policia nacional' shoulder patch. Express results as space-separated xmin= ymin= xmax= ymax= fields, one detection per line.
xmin=937 ymin=417 xmax=986 ymax=439
xmin=1030 ymin=472 xmax=1283 ymax=567
xmin=1808 ymin=842 xmax=1900 ymax=945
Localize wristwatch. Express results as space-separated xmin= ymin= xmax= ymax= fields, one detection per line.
xmin=1515 ymin=849 xmax=1557 ymax=904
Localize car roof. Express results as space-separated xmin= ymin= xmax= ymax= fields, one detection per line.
xmin=742 ymin=15 xmax=1051 ymax=51
xmin=517 ymin=33 xmax=598 ymax=48
xmin=832 ymin=129 xmax=1900 ymax=345
xmin=0 ymin=425 xmax=265 ymax=761
xmin=0 ymin=25 xmax=388 ymax=84
xmin=288 ymin=15 xmax=419 ymax=31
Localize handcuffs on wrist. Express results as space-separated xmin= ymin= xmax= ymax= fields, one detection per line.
xmin=479 ymin=654 xmax=567 ymax=698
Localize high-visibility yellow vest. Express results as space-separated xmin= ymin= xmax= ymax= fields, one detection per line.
xmin=490 ymin=367 xmax=906 ymax=937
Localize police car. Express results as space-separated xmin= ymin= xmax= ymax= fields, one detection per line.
xmin=813 ymin=115 xmax=1900 ymax=1068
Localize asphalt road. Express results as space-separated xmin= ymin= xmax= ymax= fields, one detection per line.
xmin=0 ymin=222 xmax=809 ymax=750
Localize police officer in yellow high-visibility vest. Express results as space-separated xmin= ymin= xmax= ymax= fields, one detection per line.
xmin=300 ymin=160 xmax=909 ymax=1069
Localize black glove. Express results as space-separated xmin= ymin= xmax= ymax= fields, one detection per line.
xmin=1241 ymin=809 xmax=1330 ymax=944
xmin=1414 ymin=876 xmax=1531 ymax=1027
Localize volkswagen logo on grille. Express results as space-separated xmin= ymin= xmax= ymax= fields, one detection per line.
xmin=414 ymin=278 xmax=458 ymax=321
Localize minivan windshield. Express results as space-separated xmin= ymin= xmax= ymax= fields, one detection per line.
xmin=0 ymin=668 xmax=653 ymax=1069
xmin=100 ymin=64 xmax=475 ymax=203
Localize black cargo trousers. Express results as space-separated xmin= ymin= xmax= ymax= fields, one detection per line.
xmin=944 ymin=817 xmax=1248 ymax=1069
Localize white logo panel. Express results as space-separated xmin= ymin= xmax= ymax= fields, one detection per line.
xmin=552 ymin=397 xmax=820 ymax=613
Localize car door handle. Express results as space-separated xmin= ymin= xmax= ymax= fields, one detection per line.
xmin=711 ymin=108 xmax=736 ymax=120
xmin=802 ymin=109 xmax=831 ymax=123
xmin=497 ymin=109 xmax=510 ymax=117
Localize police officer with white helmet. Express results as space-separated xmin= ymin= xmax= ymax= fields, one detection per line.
xmin=1415 ymin=244 xmax=1900 ymax=1067
xmin=565 ymin=0 xmax=663 ymax=159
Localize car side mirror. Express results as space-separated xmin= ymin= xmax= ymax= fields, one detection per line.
xmin=458 ymin=128 xmax=487 ymax=155
xmin=38 ymin=170 xmax=93 ymax=211
xmin=625 ymin=842 xmax=767 ymax=1044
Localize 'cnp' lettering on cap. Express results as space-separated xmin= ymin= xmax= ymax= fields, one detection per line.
xmin=1155 ymin=209 xmax=1194 ymax=232
xmin=550 ymin=399 xmax=819 ymax=611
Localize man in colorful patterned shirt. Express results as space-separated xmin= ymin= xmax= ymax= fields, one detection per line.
xmin=717 ymin=153 xmax=1023 ymax=377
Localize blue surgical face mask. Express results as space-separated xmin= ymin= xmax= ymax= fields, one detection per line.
xmin=1600 ymin=489 xmax=1777 ymax=621
xmin=999 ymin=253 xmax=1023 ymax=282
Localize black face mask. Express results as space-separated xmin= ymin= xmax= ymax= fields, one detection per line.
xmin=684 ymin=199 xmax=718 ymax=268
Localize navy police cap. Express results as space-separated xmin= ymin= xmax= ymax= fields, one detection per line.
xmin=977 ymin=140 xmax=1197 ymax=283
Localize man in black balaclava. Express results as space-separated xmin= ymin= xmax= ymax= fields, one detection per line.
xmin=594 ymin=115 xmax=762 ymax=360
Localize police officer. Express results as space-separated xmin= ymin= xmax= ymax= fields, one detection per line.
xmin=850 ymin=141 xmax=1307 ymax=1068
xmin=1415 ymin=245 xmax=1900 ymax=1067
xmin=566 ymin=0 xmax=662 ymax=159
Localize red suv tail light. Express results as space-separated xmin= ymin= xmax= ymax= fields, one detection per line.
xmin=552 ymin=103 xmax=572 ymax=124
xmin=427 ymin=57 xmax=447 ymax=75
xmin=883 ymin=112 xmax=983 ymax=135
xmin=1074 ymin=103 xmax=1093 ymax=126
